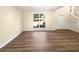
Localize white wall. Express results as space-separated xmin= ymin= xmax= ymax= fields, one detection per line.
xmin=72 ymin=7 xmax=79 ymax=32
xmin=67 ymin=15 xmax=78 ymax=32
xmin=22 ymin=11 xmax=33 ymax=31
xmin=55 ymin=6 xmax=70 ymax=29
xmin=64 ymin=6 xmax=79 ymax=33
xmin=0 ymin=7 xmax=22 ymax=48
xmin=22 ymin=7 xmax=70 ymax=31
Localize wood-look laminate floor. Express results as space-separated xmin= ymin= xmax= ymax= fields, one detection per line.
xmin=0 ymin=29 xmax=79 ymax=52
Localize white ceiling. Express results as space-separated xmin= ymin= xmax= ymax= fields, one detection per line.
xmin=17 ymin=6 xmax=63 ymax=11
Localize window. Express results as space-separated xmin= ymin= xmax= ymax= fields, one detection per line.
xmin=33 ymin=13 xmax=45 ymax=28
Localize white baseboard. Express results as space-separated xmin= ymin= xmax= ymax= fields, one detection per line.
xmin=69 ymin=29 xmax=79 ymax=33
xmin=0 ymin=31 xmax=22 ymax=48
xmin=23 ymin=29 xmax=56 ymax=31
xmin=71 ymin=14 xmax=79 ymax=20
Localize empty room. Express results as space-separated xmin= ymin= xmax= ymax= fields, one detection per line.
xmin=0 ymin=6 xmax=79 ymax=52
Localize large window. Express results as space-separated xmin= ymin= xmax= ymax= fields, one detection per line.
xmin=33 ymin=13 xmax=45 ymax=28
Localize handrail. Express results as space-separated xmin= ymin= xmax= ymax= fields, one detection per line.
xmin=70 ymin=14 xmax=79 ymax=20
